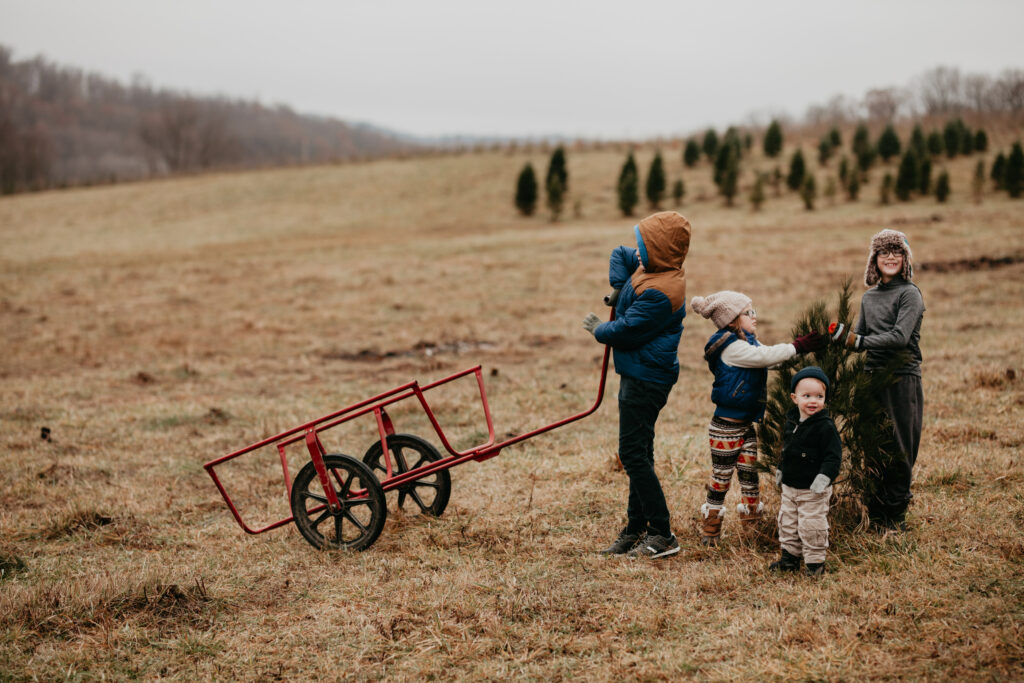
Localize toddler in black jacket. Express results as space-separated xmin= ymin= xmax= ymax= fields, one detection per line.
xmin=769 ymin=366 xmax=842 ymax=576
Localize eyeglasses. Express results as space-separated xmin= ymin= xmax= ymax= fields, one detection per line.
xmin=877 ymin=250 xmax=903 ymax=258
xmin=740 ymin=309 xmax=757 ymax=318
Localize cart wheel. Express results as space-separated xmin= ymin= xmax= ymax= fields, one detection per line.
xmin=290 ymin=454 xmax=386 ymax=551
xmin=363 ymin=434 xmax=452 ymax=517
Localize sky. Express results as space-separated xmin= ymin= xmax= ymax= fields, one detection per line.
xmin=1 ymin=1 xmax=1022 ymax=140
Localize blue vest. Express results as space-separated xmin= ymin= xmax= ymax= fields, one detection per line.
xmin=704 ymin=329 xmax=768 ymax=422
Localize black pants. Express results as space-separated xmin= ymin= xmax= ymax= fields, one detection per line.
xmin=867 ymin=374 xmax=923 ymax=523
xmin=618 ymin=376 xmax=673 ymax=537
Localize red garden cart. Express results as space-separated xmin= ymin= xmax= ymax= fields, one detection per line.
xmin=204 ymin=309 xmax=614 ymax=551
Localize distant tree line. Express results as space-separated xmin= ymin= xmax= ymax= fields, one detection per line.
xmin=0 ymin=45 xmax=420 ymax=194
xmin=801 ymin=65 xmax=1024 ymax=126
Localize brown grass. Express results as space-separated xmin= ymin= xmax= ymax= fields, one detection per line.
xmin=1 ymin=136 xmax=1023 ymax=680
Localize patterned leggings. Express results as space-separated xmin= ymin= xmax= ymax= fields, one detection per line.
xmin=705 ymin=416 xmax=760 ymax=508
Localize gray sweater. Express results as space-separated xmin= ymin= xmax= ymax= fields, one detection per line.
xmin=854 ymin=277 xmax=924 ymax=376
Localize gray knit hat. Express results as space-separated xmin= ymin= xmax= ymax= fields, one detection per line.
xmin=690 ymin=290 xmax=752 ymax=329
xmin=864 ymin=229 xmax=913 ymax=287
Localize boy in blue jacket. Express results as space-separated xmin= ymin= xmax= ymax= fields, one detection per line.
xmin=582 ymin=211 xmax=692 ymax=559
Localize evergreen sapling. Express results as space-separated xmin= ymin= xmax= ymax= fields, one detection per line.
xmin=1007 ymin=142 xmax=1024 ymax=198
xmin=973 ymin=159 xmax=985 ymax=203
xmin=763 ymin=120 xmax=783 ymax=158
xmin=800 ymin=173 xmax=817 ymax=210
xmin=935 ymin=170 xmax=951 ymax=202
xmin=684 ymin=139 xmax=701 ymax=168
xmin=895 ymin=150 xmax=920 ymax=201
xmin=974 ymin=129 xmax=988 ymax=153
xmin=919 ymin=156 xmax=932 ymax=195
xmin=991 ymin=152 xmax=1007 ymax=191
xmin=514 ymin=163 xmax=538 ymax=216
xmin=750 ymin=172 xmax=765 ymax=211
xmin=702 ymin=129 xmax=719 ymax=161
xmin=787 ymin=149 xmax=806 ymax=191
xmin=646 ymin=151 xmax=666 ymax=209
xmin=672 ymin=178 xmax=685 ymax=206
xmin=617 ymin=153 xmax=639 ymax=216
xmin=847 ymin=167 xmax=861 ymax=201
xmin=546 ymin=173 xmax=565 ymax=221
xmin=877 ymin=125 xmax=901 ymax=162
xmin=880 ymin=173 xmax=893 ymax=205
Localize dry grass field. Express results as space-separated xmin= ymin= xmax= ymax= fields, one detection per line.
xmin=2 ymin=135 xmax=1023 ymax=681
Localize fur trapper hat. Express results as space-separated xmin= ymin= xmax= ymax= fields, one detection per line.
xmin=690 ymin=290 xmax=752 ymax=329
xmin=864 ymin=229 xmax=913 ymax=287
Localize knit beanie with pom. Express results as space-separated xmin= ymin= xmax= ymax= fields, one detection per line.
xmin=690 ymin=290 xmax=752 ymax=329
xmin=864 ymin=228 xmax=913 ymax=287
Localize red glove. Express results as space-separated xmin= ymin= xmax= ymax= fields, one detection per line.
xmin=828 ymin=322 xmax=861 ymax=348
xmin=793 ymin=331 xmax=825 ymax=354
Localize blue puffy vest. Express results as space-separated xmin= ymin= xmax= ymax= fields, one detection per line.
xmin=704 ymin=328 xmax=768 ymax=422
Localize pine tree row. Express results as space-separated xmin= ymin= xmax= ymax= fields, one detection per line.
xmin=513 ymin=127 xmax=1024 ymax=217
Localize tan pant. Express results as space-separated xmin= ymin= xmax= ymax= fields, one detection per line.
xmin=778 ymin=484 xmax=831 ymax=564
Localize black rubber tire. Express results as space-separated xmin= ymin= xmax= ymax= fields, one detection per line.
xmin=362 ymin=434 xmax=452 ymax=517
xmin=290 ymin=454 xmax=386 ymax=551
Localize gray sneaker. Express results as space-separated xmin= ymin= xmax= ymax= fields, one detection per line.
xmin=600 ymin=530 xmax=643 ymax=555
xmin=627 ymin=533 xmax=680 ymax=559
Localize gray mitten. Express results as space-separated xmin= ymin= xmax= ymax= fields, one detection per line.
xmin=809 ymin=473 xmax=831 ymax=493
xmin=583 ymin=312 xmax=601 ymax=335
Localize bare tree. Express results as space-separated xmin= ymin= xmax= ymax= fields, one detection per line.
xmin=805 ymin=94 xmax=859 ymax=127
xmin=0 ymin=112 xmax=53 ymax=193
xmin=863 ymin=87 xmax=908 ymax=122
xmin=139 ymin=97 xmax=235 ymax=172
xmin=916 ymin=66 xmax=964 ymax=115
xmin=962 ymin=73 xmax=993 ymax=112
xmin=993 ymin=68 xmax=1024 ymax=115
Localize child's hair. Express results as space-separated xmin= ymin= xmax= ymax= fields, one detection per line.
xmin=725 ymin=316 xmax=749 ymax=341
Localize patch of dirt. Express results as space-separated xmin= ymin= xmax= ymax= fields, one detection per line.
xmin=891 ymin=214 xmax=944 ymax=226
xmin=969 ymin=368 xmax=1017 ymax=389
xmin=41 ymin=509 xmax=114 ymax=539
xmin=931 ymin=423 xmax=999 ymax=442
xmin=204 ymin=407 xmax=231 ymax=425
xmin=919 ymin=252 xmax=1024 ymax=273
xmin=36 ymin=463 xmax=112 ymax=483
xmin=522 ymin=334 xmax=563 ymax=347
xmin=320 ymin=339 xmax=497 ymax=363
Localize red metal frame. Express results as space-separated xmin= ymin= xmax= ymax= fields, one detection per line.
xmin=204 ymin=318 xmax=613 ymax=536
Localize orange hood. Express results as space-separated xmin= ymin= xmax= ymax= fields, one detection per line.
xmin=632 ymin=211 xmax=691 ymax=312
